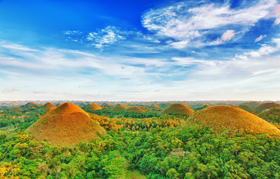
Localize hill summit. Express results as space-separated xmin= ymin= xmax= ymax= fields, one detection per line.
xmin=42 ymin=102 xmax=56 ymax=112
xmin=184 ymin=105 xmax=280 ymax=135
xmin=160 ymin=103 xmax=194 ymax=115
xmin=255 ymin=102 xmax=280 ymax=113
xmin=111 ymin=104 xmax=127 ymax=112
xmin=26 ymin=102 xmax=106 ymax=147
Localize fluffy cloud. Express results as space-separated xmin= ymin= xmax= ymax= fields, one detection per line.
xmin=255 ymin=35 xmax=267 ymax=42
xmin=2 ymin=88 xmax=19 ymax=93
xmin=236 ymin=38 xmax=280 ymax=59
xmin=86 ymin=26 xmax=139 ymax=48
xmin=142 ymin=0 xmax=276 ymax=48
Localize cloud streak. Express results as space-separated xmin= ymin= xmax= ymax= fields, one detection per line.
xmin=2 ymin=88 xmax=20 ymax=93
xmin=142 ymin=0 xmax=276 ymax=48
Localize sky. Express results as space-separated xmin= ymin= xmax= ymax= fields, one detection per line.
xmin=0 ymin=0 xmax=280 ymax=101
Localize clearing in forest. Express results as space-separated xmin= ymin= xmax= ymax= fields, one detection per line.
xmin=26 ymin=102 xmax=106 ymax=147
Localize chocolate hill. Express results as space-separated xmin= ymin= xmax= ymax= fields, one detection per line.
xmin=126 ymin=106 xmax=144 ymax=113
xmin=238 ymin=104 xmax=254 ymax=113
xmin=160 ymin=103 xmax=194 ymax=115
xmin=41 ymin=102 xmax=56 ymax=112
xmin=11 ymin=107 xmax=22 ymax=112
xmin=26 ymin=102 xmax=106 ymax=147
xmin=111 ymin=104 xmax=127 ymax=112
xmin=255 ymin=102 xmax=280 ymax=113
xmin=101 ymin=107 xmax=109 ymax=111
xmin=101 ymin=103 xmax=113 ymax=108
xmin=151 ymin=104 xmax=160 ymax=108
xmin=57 ymin=103 xmax=63 ymax=107
xmin=90 ymin=103 xmax=102 ymax=111
xmin=184 ymin=106 xmax=280 ymax=135
xmin=25 ymin=102 xmax=37 ymax=108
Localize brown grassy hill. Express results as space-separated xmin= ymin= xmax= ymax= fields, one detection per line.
xmin=160 ymin=103 xmax=194 ymax=115
xmin=26 ymin=102 xmax=37 ymax=108
xmin=11 ymin=107 xmax=22 ymax=112
xmin=241 ymin=102 xmax=261 ymax=108
xmin=57 ymin=103 xmax=63 ymax=107
xmin=203 ymin=104 xmax=210 ymax=108
xmin=90 ymin=103 xmax=102 ymax=111
xmin=126 ymin=106 xmax=144 ymax=113
xmin=152 ymin=104 xmax=160 ymax=108
xmin=184 ymin=105 xmax=280 ymax=136
xmin=101 ymin=107 xmax=109 ymax=111
xmin=238 ymin=104 xmax=254 ymax=113
xmin=101 ymin=103 xmax=113 ymax=108
xmin=111 ymin=104 xmax=127 ymax=112
xmin=255 ymin=102 xmax=280 ymax=113
xmin=43 ymin=102 xmax=56 ymax=112
xmin=26 ymin=102 xmax=106 ymax=147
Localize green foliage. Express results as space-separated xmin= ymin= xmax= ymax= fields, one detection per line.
xmin=2 ymin=108 xmax=280 ymax=178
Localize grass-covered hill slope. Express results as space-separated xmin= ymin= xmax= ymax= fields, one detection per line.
xmin=160 ymin=103 xmax=194 ymax=115
xmin=255 ymin=102 xmax=280 ymax=113
xmin=26 ymin=102 xmax=106 ymax=147
xmin=184 ymin=105 xmax=280 ymax=135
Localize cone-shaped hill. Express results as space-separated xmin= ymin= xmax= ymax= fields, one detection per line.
xmin=90 ymin=103 xmax=102 ymax=111
xmin=111 ymin=104 xmax=127 ymax=112
xmin=238 ymin=104 xmax=254 ymax=113
xmin=12 ymin=107 xmax=22 ymax=112
xmin=126 ymin=106 xmax=144 ymax=113
xmin=25 ymin=102 xmax=37 ymax=108
xmin=184 ymin=106 xmax=280 ymax=135
xmin=160 ymin=103 xmax=194 ymax=115
xmin=57 ymin=103 xmax=63 ymax=107
xmin=101 ymin=103 xmax=113 ymax=108
xmin=152 ymin=104 xmax=160 ymax=108
xmin=41 ymin=102 xmax=56 ymax=112
xmin=26 ymin=102 xmax=106 ymax=147
xmin=255 ymin=102 xmax=280 ymax=113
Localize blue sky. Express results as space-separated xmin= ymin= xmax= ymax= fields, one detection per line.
xmin=1 ymin=0 xmax=280 ymax=101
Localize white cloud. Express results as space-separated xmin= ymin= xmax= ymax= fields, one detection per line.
xmin=265 ymin=4 xmax=280 ymax=24
xmin=142 ymin=0 xmax=276 ymax=48
xmin=236 ymin=38 xmax=280 ymax=59
xmin=2 ymin=88 xmax=19 ymax=93
xmin=0 ymin=44 xmax=38 ymax=51
xmin=255 ymin=35 xmax=267 ymax=42
xmin=221 ymin=30 xmax=235 ymax=41
xmin=63 ymin=31 xmax=82 ymax=35
xmin=86 ymin=26 xmax=136 ymax=48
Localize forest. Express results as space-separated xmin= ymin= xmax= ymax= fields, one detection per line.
xmin=0 ymin=101 xmax=280 ymax=179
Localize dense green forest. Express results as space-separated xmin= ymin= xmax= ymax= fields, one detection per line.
xmin=1 ymin=105 xmax=280 ymax=178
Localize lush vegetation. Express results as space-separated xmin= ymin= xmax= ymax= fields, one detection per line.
xmin=1 ymin=106 xmax=280 ymax=178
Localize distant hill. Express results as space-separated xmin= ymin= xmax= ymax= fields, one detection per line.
xmin=184 ymin=105 xmax=280 ymax=135
xmin=161 ymin=103 xmax=194 ymax=115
